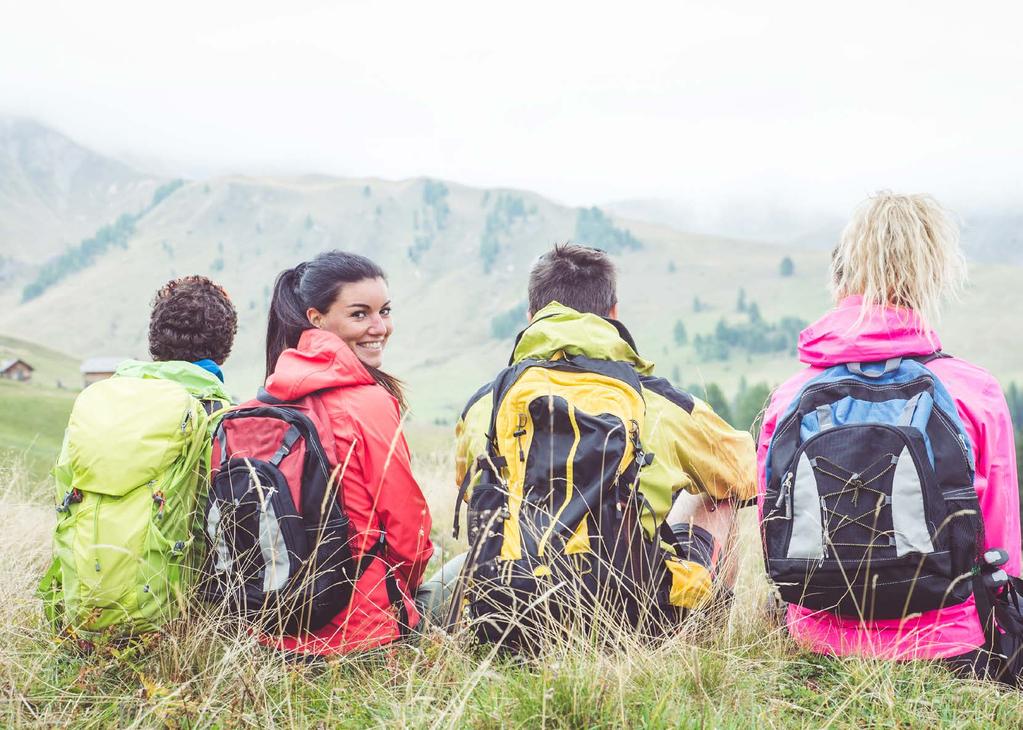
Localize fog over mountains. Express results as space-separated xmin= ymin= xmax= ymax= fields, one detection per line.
xmin=1 ymin=118 xmax=1020 ymax=419
xmin=606 ymin=197 xmax=1023 ymax=265
xmin=0 ymin=118 xmax=160 ymax=259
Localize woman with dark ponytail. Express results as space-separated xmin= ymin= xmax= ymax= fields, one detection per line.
xmin=260 ymin=250 xmax=432 ymax=656
xmin=265 ymin=255 xmax=407 ymax=410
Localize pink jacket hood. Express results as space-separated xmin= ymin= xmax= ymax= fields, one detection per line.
xmin=798 ymin=296 xmax=942 ymax=366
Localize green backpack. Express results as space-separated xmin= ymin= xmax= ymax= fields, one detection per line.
xmin=39 ymin=360 xmax=230 ymax=635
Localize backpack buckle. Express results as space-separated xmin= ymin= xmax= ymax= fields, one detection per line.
xmin=985 ymin=548 xmax=1010 ymax=568
xmin=152 ymin=490 xmax=166 ymax=518
xmin=56 ymin=488 xmax=82 ymax=513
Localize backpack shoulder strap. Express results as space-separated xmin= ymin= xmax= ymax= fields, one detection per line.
xmin=846 ymin=351 xmax=951 ymax=377
xmin=913 ymin=350 xmax=952 ymax=365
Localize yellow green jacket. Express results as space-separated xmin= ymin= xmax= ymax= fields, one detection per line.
xmin=455 ymin=302 xmax=757 ymax=536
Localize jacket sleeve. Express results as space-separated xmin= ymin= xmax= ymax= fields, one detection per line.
xmin=355 ymin=395 xmax=434 ymax=591
xmin=454 ymin=389 xmax=494 ymax=500
xmin=970 ymin=380 xmax=1022 ymax=572
xmin=673 ymin=397 xmax=757 ymax=501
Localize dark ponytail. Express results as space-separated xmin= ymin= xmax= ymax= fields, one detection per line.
xmin=265 ymin=251 xmax=407 ymax=411
xmin=265 ymin=262 xmax=310 ymax=380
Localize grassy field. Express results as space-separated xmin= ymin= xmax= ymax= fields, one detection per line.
xmin=0 ymin=333 xmax=82 ymax=389
xmin=3 ymin=450 xmax=1023 ymax=728
xmin=2 ymin=339 xmax=1023 ymax=727
xmin=0 ymin=334 xmax=80 ymax=479
xmin=0 ymin=380 xmax=76 ymax=481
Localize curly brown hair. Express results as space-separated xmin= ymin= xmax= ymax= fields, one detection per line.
xmin=148 ymin=275 xmax=237 ymax=364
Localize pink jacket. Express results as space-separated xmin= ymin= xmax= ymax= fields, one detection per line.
xmin=758 ymin=296 xmax=1020 ymax=659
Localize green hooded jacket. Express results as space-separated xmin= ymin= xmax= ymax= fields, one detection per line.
xmin=456 ymin=302 xmax=757 ymax=536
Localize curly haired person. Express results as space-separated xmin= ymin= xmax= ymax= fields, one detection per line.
xmin=147 ymin=275 xmax=238 ymax=383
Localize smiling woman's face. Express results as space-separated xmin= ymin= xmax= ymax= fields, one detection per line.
xmin=307 ymin=277 xmax=393 ymax=368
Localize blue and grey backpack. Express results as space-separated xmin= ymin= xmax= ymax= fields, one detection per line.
xmin=763 ymin=353 xmax=1023 ymax=684
xmin=762 ymin=353 xmax=989 ymax=620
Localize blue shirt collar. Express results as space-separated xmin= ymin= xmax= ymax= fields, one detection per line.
xmin=192 ymin=359 xmax=225 ymax=382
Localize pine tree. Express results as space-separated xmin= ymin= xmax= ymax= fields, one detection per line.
xmin=703 ymin=383 xmax=733 ymax=425
xmin=673 ymin=319 xmax=688 ymax=346
xmin=748 ymin=301 xmax=763 ymax=324
xmin=734 ymin=382 xmax=772 ymax=435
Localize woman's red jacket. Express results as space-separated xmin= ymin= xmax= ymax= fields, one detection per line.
xmin=261 ymin=328 xmax=433 ymax=655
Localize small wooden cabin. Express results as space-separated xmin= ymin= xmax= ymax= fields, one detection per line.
xmin=80 ymin=357 xmax=127 ymax=387
xmin=0 ymin=358 xmax=33 ymax=382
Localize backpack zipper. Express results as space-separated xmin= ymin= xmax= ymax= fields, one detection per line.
xmin=779 ymin=422 xmax=937 ymax=562
xmin=772 ymin=375 xmax=973 ymax=480
xmin=773 ymin=375 xmax=937 ymax=446
xmin=775 ymin=471 xmax=793 ymax=519
xmin=513 ymin=413 xmax=528 ymax=462
xmin=92 ymin=494 xmax=103 ymax=572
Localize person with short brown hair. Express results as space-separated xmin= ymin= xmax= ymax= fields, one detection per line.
xmin=527 ymin=243 xmax=618 ymax=317
xmin=451 ymin=243 xmax=756 ymax=645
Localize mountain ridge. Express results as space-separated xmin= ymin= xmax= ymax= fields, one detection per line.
xmin=0 ymin=120 xmax=1019 ymax=420
xmin=0 ymin=116 xmax=164 ymax=262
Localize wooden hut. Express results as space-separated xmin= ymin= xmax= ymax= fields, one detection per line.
xmin=0 ymin=358 xmax=33 ymax=382
xmin=80 ymin=357 xmax=128 ymax=387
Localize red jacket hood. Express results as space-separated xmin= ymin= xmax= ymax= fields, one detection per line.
xmin=265 ymin=328 xmax=375 ymax=400
xmin=798 ymin=296 xmax=943 ymax=367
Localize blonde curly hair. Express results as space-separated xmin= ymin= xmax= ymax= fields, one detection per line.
xmin=830 ymin=191 xmax=967 ymax=331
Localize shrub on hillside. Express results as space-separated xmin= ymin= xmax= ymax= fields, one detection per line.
xmin=694 ymin=308 xmax=806 ymax=362
xmin=480 ymin=194 xmax=529 ymax=273
xmin=423 ymin=179 xmax=451 ymax=230
xmin=574 ymin=207 xmax=641 ymax=254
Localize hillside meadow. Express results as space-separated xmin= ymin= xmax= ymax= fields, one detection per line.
xmin=2 ymin=167 xmax=1021 ymax=425
xmin=2 ymin=442 xmax=1023 ymax=728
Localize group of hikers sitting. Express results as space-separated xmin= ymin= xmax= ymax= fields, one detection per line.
xmin=40 ymin=191 xmax=1023 ymax=686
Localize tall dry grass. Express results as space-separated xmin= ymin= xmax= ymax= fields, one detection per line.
xmin=2 ymin=450 xmax=1023 ymax=728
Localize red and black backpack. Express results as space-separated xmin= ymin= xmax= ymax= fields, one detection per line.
xmin=201 ymin=389 xmax=379 ymax=634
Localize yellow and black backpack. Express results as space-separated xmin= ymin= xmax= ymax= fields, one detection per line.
xmin=452 ymin=351 xmax=667 ymax=648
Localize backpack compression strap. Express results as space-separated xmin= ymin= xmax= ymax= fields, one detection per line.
xmin=973 ymin=549 xmax=1014 ymax=674
xmin=451 ymin=452 xmax=507 ymax=539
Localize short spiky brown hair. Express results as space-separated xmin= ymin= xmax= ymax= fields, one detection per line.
xmin=528 ymin=243 xmax=617 ymax=316
xmin=148 ymin=275 xmax=237 ymax=364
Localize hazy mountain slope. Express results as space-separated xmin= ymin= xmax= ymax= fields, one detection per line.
xmin=0 ymin=122 xmax=1019 ymax=422
xmin=605 ymin=197 xmax=847 ymax=249
xmin=608 ymin=197 xmax=1023 ymax=265
xmin=0 ymin=173 xmax=1018 ymax=422
xmin=0 ymin=174 xmax=580 ymax=409
xmin=0 ymin=117 xmax=162 ymax=262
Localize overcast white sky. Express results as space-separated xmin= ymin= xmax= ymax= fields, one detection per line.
xmin=1 ymin=0 xmax=1021 ymax=212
